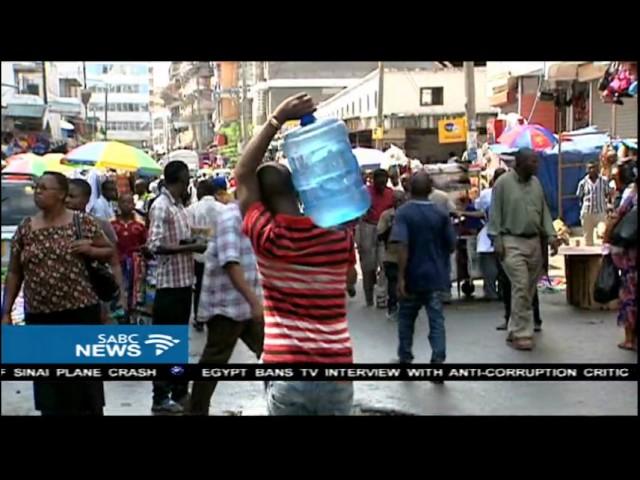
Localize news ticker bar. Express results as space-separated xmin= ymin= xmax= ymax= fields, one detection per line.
xmin=0 ymin=364 xmax=637 ymax=381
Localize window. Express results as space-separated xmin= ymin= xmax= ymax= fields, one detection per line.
xmin=25 ymin=83 xmax=40 ymax=95
xmin=367 ymin=95 xmax=370 ymax=111
xmin=374 ymin=91 xmax=378 ymax=109
xmin=359 ymin=98 xmax=362 ymax=114
xmin=352 ymin=102 xmax=355 ymax=116
xmin=420 ymin=87 xmax=444 ymax=106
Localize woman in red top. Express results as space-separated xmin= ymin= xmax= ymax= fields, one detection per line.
xmin=111 ymin=193 xmax=148 ymax=316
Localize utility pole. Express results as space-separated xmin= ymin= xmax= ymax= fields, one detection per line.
xmin=463 ymin=61 xmax=477 ymax=162
xmin=41 ymin=61 xmax=48 ymax=104
xmin=240 ymin=61 xmax=248 ymax=144
xmin=104 ymin=85 xmax=108 ymax=141
xmin=376 ymin=61 xmax=384 ymax=149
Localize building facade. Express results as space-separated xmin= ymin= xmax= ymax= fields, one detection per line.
xmin=315 ymin=65 xmax=497 ymax=161
xmin=486 ymin=61 xmax=638 ymax=138
xmin=85 ymin=62 xmax=152 ymax=149
xmin=160 ymin=62 xmax=215 ymax=151
xmin=1 ymin=61 xmax=85 ymax=143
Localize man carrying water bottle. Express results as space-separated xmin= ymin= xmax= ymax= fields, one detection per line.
xmin=235 ymin=93 xmax=358 ymax=416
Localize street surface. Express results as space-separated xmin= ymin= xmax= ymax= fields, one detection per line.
xmin=2 ymin=276 xmax=636 ymax=415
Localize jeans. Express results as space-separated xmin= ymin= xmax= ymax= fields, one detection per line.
xmin=152 ymin=287 xmax=192 ymax=404
xmin=266 ymin=381 xmax=354 ymax=416
xmin=384 ymin=262 xmax=399 ymax=314
xmin=189 ymin=315 xmax=263 ymax=415
xmin=397 ymin=290 xmax=446 ymax=363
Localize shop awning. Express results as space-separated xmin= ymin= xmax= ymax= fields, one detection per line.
xmin=60 ymin=120 xmax=75 ymax=130
xmin=48 ymin=97 xmax=83 ymax=116
xmin=4 ymin=94 xmax=47 ymax=118
xmin=578 ymin=63 xmax=609 ymax=82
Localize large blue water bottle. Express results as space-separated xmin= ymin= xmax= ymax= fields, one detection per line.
xmin=282 ymin=114 xmax=371 ymax=228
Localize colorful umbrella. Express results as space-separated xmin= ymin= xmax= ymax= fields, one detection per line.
xmin=42 ymin=153 xmax=77 ymax=175
xmin=2 ymin=155 xmax=47 ymax=177
xmin=497 ymin=124 xmax=558 ymax=151
xmin=66 ymin=141 xmax=162 ymax=177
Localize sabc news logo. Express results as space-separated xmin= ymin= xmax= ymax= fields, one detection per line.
xmin=75 ymin=334 xmax=181 ymax=359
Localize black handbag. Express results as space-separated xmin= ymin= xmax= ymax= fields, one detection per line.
xmin=611 ymin=205 xmax=637 ymax=248
xmin=593 ymin=254 xmax=621 ymax=304
xmin=73 ymin=213 xmax=120 ymax=302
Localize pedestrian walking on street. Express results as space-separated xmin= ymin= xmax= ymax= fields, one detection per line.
xmin=146 ymin=161 xmax=207 ymax=415
xmin=496 ymin=262 xmax=543 ymax=332
xmin=2 ymin=172 xmax=116 ymax=415
xmin=134 ymin=178 xmax=151 ymax=215
xmin=475 ymin=168 xmax=507 ymax=302
xmin=188 ymin=202 xmax=263 ymax=415
xmin=390 ymin=172 xmax=456 ymax=371
xmin=186 ymin=179 xmax=224 ymax=332
xmin=576 ymin=163 xmax=610 ymax=246
xmin=236 ymin=93 xmax=358 ymax=415
xmin=605 ymin=178 xmax=637 ymax=351
xmin=358 ymin=168 xmax=394 ymax=306
xmin=90 ymin=179 xmax=118 ymax=221
xmin=111 ymin=193 xmax=148 ymax=319
xmin=67 ymin=179 xmax=127 ymax=320
xmin=488 ymin=149 xmax=561 ymax=351
xmin=377 ymin=190 xmax=406 ymax=321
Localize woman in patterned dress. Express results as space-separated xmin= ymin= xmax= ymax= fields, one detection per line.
xmin=605 ymin=177 xmax=637 ymax=351
xmin=1 ymin=172 xmax=116 ymax=415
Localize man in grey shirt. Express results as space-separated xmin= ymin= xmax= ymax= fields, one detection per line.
xmin=488 ymin=149 xmax=560 ymax=351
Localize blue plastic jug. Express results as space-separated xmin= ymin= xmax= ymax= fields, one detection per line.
xmin=282 ymin=115 xmax=371 ymax=228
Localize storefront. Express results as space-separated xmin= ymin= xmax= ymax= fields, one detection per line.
xmin=590 ymin=79 xmax=638 ymax=138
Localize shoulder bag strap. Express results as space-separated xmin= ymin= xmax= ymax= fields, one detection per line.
xmin=73 ymin=212 xmax=84 ymax=240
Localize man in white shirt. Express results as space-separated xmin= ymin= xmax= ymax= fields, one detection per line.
xmin=187 ymin=179 xmax=226 ymax=332
xmin=475 ymin=168 xmax=506 ymax=301
xmin=90 ymin=179 xmax=118 ymax=220
xmin=576 ymin=163 xmax=610 ymax=246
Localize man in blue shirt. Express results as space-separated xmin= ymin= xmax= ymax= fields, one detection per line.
xmin=390 ymin=172 xmax=456 ymax=370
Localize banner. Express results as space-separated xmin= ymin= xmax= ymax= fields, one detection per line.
xmin=0 ymin=364 xmax=636 ymax=381
xmin=438 ymin=117 xmax=467 ymax=144
xmin=2 ymin=325 xmax=189 ymax=364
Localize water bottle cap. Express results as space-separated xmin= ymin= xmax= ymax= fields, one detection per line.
xmin=300 ymin=114 xmax=316 ymax=126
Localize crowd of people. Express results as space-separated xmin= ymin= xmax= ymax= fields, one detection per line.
xmin=1 ymin=92 xmax=636 ymax=416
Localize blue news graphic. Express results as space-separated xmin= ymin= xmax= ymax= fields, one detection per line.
xmin=1 ymin=325 xmax=189 ymax=364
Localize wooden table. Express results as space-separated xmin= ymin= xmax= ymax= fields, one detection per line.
xmin=559 ymin=246 xmax=618 ymax=310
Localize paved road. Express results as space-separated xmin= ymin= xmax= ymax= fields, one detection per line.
xmin=2 ymin=282 xmax=636 ymax=416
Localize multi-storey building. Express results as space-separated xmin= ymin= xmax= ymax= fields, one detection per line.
xmin=85 ymin=62 xmax=152 ymax=149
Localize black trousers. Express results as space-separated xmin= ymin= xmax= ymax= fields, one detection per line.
xmin=152 ymin=287 xmax=192 ymax=404
xmin=193 ymin=261 xmax=205 ymax=321
xmin=189 ymin=315 xmax=264 ymax=415
xmin=384 ymin=262 xmax=399 ymax=314
xmin=497 ymin=261 xmax=541 ymax=326
xmin=25 ymin=304 xmax=105 ymax=415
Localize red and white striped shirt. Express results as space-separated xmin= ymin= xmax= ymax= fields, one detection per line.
xmin=243 ymin=203 xmax=356 ymax=364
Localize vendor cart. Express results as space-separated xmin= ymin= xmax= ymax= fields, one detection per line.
xmin=424 ymin=163 xmax=485 ymax=300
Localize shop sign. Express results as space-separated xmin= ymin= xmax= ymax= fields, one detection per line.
xmin=438 ymin=118 xmax=467 ymax=144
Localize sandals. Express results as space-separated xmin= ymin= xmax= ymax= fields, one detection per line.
xmin=506 ymin=336 xmax=534 ymax=350
xmin=617 ymin=342 xmax=637 ymax=352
